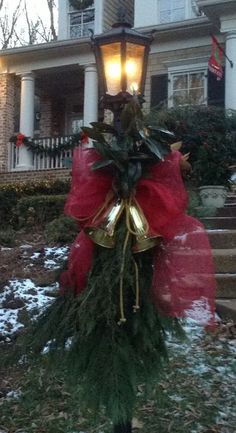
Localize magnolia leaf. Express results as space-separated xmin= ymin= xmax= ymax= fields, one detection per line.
xmin=81 ymin=127 xmax=106 ymax=143
xmin=147 ymin=126 xmax=175 ymax=143
xmin=90 ymin=122 xmax=117 ymax=135
xmin=144 ymin=138 xmax=166 ymax=160
xmin=92 ymin=159 xmax=114 ymax=171
xmin=171 ymin=141 xmax=183 ymax=151
xmin=93 ymin=141 xmax=111 ymax=159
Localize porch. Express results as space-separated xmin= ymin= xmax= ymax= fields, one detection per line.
xmin=0 ymin=40 xmax=98 ymax=173
xmin=8 ymin=135 xmax=75 ymax=172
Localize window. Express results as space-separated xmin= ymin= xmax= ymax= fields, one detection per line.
xmin=159 ymin=0 xmax=186 ymax=23
xmin=169 ymin=70 xmax=207 ymax=107
xmin=69 ymin=4 xmax=94 ymax=38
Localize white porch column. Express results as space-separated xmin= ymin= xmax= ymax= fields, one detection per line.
xmin=225 ymin=32 xmax=236 ymax=110
xmin=17 ymin=72 xmax=35 ymax=170
xmin=83 ymin=64 xmax=98 ymax=126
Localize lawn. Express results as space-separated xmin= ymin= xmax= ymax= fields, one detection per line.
xmin=0 ymin=231 xmax=235 ymax=433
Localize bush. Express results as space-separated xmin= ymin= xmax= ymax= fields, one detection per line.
xmin=0 ymin=227 xmax=16 ymax=247
xmin=16 ymin=195 xmax=67 ymax=227
xmin=44 ymin=215 xmax=78 ymax=243
xmin=0 ymin=190 xmax=18 ymax=226
xmin=0 ymin=178 xmax=71 ymax=197
xmin=146 ymin=106 xmax=236 ymax=187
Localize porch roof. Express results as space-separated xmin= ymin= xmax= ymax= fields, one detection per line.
xmin=0 ymin=37 xmax=94 ymax=74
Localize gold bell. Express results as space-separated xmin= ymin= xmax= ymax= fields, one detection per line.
xmin=85 ymin=199 xmax=125 ymax=248
xmin=128 ymin=200 xmax=162 ymax=253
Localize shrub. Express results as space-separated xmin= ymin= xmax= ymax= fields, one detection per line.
xmin=0 ymin=178 xmax=71 ymax=197
xmin=146 ymin=106 xmax=236 ymax=187
xmin=0 ymin=190 xmax=18 ymax=226
xmin=16 ymin=195 xmax=67 ymax=227
xmin=0 ymin=227 xmax=16 ymax=247
xmin=44 ymin=215 xmax=78 ymax=243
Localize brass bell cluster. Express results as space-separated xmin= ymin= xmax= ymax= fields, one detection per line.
xmin=85 ymin=197 xmax=162 ymax=253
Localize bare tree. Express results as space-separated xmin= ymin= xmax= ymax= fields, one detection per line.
xmin=0 ymin=0 xmax=57 ymax=48
xmin=22 ymin=0 xmax=41 ymax=44
xmin=0 ymin=0 xmax=22 ymax=49
xmin=47 ymin=0 xmax=57 ymax=41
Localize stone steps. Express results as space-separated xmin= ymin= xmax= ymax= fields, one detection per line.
xmin=205 ymin=191 xmax=236 ymax=320
xmin=207 ymin=229 xmax=236 ymax=249
xmin=216 ymin=299 xmax=236 ymax=321
xmin=202 ymin=217 xmax=236 ymax=229
xmin=215 ymin=273 xmax=236 ymax=298
xmin=213 ymin=248 xmax=236 ymax=273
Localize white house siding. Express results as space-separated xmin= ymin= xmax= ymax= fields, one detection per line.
xmin=144 ymin=43 xmax=216 ymax=110
xmin=103 ymin=0 xmax=134 ymax=31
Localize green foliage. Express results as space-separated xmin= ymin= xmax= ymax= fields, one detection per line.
xmin=0 ymin=179 xmax=70 ymax=196
xmin=44 ymin=216 xmax=78 ymax=243
xmin=83 ymin=99 xmax=174 ymax=199
xmin=0 ymin=180 xmax=70 ymax=228
xmin=19 ymin=222 xmax=184 ymax=425
xmin=0 ymin=226 xmax=16 ymax=247
xmin=0 ymin=189 xmax=18 ymax=226
xmin=146 ymin=106 xmax=236 ymax=187
xmin=16 ymin=195 xmax=67 ymax=227
xmin=10 ymin=134 xmax=81 ymax=157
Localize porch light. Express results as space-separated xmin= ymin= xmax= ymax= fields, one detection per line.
xmin=92 ymin=22 xmax=152 ymax=107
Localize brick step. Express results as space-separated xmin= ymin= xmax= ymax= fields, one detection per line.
xmin=201 ymin=217 xmax=236 ymax=230
xmin=216 ymin=299 xmax=236 ymax=321
xmin=207 ymin=229 xmax=236 ymax=249
xmin=216 ymin=274 xmax=236 ymax=298
xmin=213 ymin=248 xmax=236 ymax=273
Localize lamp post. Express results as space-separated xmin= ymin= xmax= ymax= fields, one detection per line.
xmin=92 ymin=19 xmax=152 ymax=130
xmin=91 ymin=17 xmax=152 ymax=433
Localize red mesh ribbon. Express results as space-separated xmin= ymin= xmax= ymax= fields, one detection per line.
xmin=61 ymin=147 xmax=215 ymax=325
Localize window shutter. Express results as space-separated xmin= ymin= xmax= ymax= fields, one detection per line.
xmin=151 ymin=74 xmax=168 ymax=108
xmin=207 ymin=68 xmax=225 ymax=107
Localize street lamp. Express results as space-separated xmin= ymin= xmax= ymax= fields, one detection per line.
xmin=91 ymin=18 xmax=153 ymax=433
xmin=92 ymin=21 xmax=152 ymax=111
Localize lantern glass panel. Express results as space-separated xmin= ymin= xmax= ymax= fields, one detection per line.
xmin=101 ymin=42 xmax=122 ymax=96
xmin=126 ymin=43 xmax=145 ymax=94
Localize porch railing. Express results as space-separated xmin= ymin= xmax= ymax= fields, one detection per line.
xmin=8 ymin=135 xmax=75 ymax=171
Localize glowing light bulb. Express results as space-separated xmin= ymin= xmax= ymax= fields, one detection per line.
xmin=107 ymin=61 xmax=121 ymax=80
xmin=125 ymin=60 xmax=137 ymax=76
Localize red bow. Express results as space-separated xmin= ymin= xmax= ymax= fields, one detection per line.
xmin=16 ymin=133 xmax=25 ymax=147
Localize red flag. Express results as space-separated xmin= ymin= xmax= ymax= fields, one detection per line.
xmin=208 ymin=35 xmax=223 ymax=80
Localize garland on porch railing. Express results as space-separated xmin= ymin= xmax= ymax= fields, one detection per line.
xmin=9 ymin=132 xmax=85 ymax=157
xmin=69 ymin=0 xmax=94 ymax=10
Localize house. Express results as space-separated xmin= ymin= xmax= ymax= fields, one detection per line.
xmin=0 ymin=0 xmax=235 ymax=184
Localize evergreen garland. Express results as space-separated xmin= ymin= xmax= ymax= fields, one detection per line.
xmin=69 ymin=0 xmax=94 ymax=10
xmin=9 ymin=133 xmax=81 ymax=157
xmin=19 ymin=222 xmax=184 ymax=425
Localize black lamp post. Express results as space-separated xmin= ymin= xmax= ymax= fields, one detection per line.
xmin=92 ymin=19 xmax=152 ymax=127
xmin=91 ymin=18 xmax=152 ymax=433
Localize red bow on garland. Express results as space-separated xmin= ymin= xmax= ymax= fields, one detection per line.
xmin=16 ymin=133 xmax=25 ymax=147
